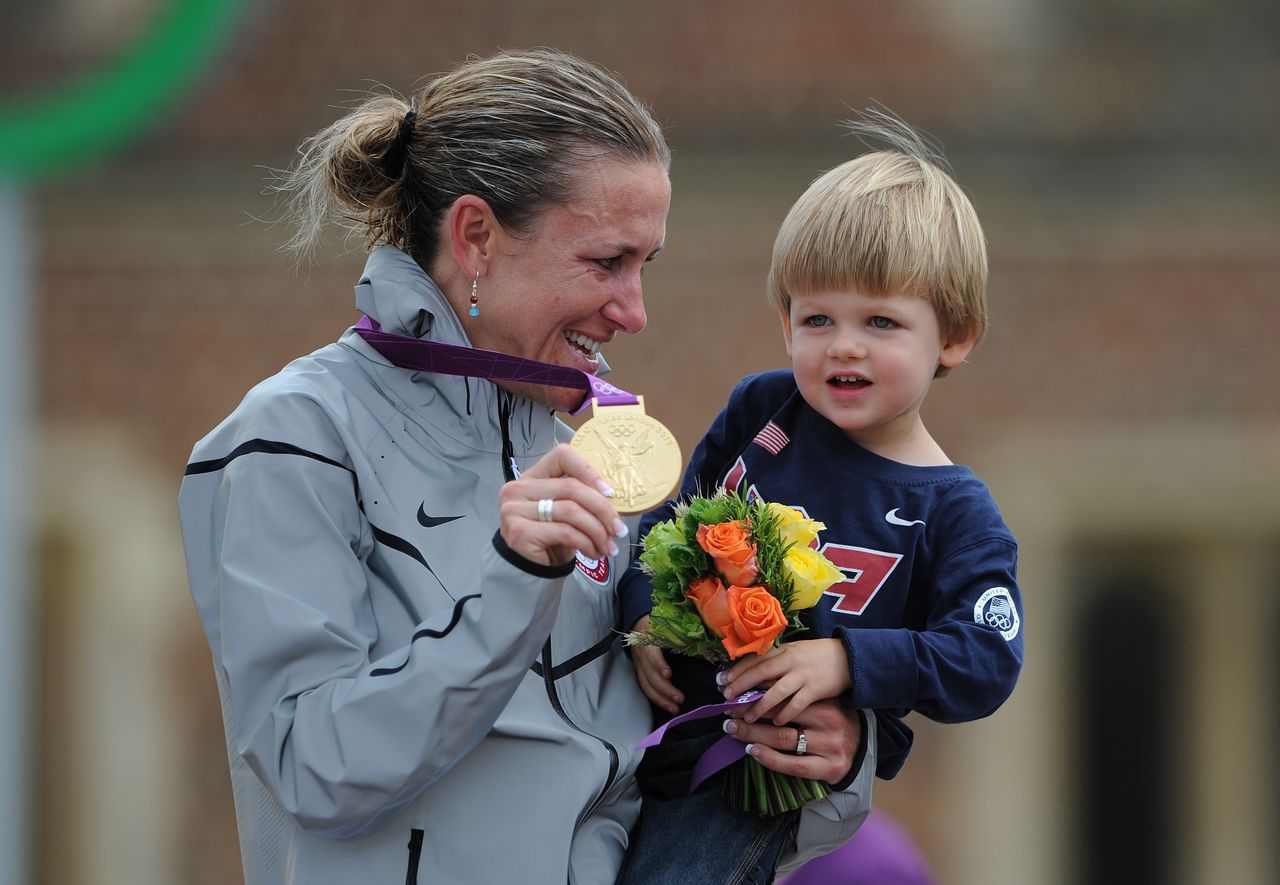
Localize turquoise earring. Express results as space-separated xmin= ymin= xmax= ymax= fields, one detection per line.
xmin=468 ymin=273 xmax=480 ymax=317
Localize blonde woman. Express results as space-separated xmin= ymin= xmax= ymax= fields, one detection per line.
xmin=180 ymin=49 xmax=875 ymax=885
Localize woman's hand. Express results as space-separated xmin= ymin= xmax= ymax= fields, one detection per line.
xmin=498 ymin=444 xmax=628 ymax=567
xmin=722 ymin=697 xmax=861 ymax=785
xmin=629 ymin=615 xmax=683 ymax=714
xmin=719 ymin=638 xmax=851 ymax=726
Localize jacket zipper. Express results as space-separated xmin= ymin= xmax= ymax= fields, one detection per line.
xmin=505 ymin=436 xmax=620 ymax=828
xmin=404 ymin=828 xmax=424 ymax=885
xmin=540 ymin=637 xmax=620 ymax=828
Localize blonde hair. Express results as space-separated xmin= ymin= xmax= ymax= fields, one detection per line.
xmin=767 ymin=112 xmax=988 ymax=370
xmin=274 ymin=49 xmax=670 ymax=263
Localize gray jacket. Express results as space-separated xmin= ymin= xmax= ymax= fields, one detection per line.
xmin=179 ymin=246 xmax=875 ymax=884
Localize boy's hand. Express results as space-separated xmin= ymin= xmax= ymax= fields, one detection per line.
xmin=719 ymin=638 xmax=850 ymax=726
xmin=630 ymin=616 xmax=683 ymax=715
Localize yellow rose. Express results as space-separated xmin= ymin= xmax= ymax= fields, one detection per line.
xmin=783 ymin=545 xmax=845 ymax=610
xmin=767 ymin=502 xmax=826 ymax=548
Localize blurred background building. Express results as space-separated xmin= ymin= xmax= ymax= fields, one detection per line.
xmin=2 ymin=1 xmax=1278 ymax=883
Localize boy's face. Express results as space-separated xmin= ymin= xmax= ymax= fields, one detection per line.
xmin=781 ymin=287 xmax=975 ymax=460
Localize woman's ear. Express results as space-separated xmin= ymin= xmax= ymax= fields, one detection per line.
xmin=443 ymin=194 xmax=496 ymax=278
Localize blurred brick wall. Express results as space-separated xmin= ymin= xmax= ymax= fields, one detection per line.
xmin=20 ymin=0 xmax=1276 ymax=468
xmin=12 ymin=1 xmax=1279 ymax=881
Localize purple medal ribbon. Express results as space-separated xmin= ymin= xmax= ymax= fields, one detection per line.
xmin=636 ymin=690 xmax=764 ymax=793
xmin=354 ymin=315 xmax=636 ymax=415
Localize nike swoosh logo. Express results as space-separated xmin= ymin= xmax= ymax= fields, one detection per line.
xmin=885 ymin=509 xmax=925 ymax=527
xmin=418 ymin=503 xmax=463 ymax=528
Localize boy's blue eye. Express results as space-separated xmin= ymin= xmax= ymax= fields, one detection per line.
xmin=804 ymin=315 xmax=831 ymax=327
xmin=869 ymin=316 xmax=896 ymax=329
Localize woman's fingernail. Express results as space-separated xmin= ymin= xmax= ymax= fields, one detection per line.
xmin=613 ymin=519 xmax=629 ymax=538
xmin=598 ymin=481 xmax=615 ymax=497
xmin=722 ymin=719 xmax=739 ymax=735
xmin=608 ymin=540 xmax=619 ymax=557
xmin=715 ymin=671 xmax=728 ymax=686
xmin=745 ymin=743 xmax=758 ymax=757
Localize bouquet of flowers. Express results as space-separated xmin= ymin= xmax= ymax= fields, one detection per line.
xmin=626 ymin=489 xmax=846 ymax=815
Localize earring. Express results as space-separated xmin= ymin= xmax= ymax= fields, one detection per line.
xmin=468 ymin=273 xmax=480 ymax=317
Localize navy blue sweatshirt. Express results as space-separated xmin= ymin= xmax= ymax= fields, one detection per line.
xmin=619 ymin=370 xmax=1024 ymax=779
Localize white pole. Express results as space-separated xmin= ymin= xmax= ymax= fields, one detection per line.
xmin=0 ymin=181 xmax=32 ymax=885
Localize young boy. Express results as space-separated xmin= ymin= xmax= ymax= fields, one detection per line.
xmin=616 ymin=116 xmax=1023 ymax=884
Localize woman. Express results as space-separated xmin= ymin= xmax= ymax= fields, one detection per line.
xmin=179 ymin=49 xmax=875 ymax=885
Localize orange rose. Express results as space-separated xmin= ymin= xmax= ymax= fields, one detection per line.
xmin=721 ymin=584 xmax=787 ymax=659
xmin=686 ymin=575 xmax=732 ymax=637
xmin=696 ymin=521 xmax=758 ymax=586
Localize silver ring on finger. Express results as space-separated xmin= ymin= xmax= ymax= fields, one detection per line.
xmin=794 ymin=727 xmax=807 ymax=756
xmin=535 ymin=494 xmax=555 ymax=522
xmin=537 ymin=498 xmax=555 ymax=522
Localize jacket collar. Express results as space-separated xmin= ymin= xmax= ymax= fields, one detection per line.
xmin=354 ymin=245 xmax=468 ymax=343
xmin=348 ymin=245 xmax=568 ymax=456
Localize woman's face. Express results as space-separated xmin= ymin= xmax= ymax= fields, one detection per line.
xmin=472 ymin=156 xmax=671 ymax=412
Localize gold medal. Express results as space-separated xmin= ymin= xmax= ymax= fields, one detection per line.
xmin=569 ymin=396 xmax=682 ymax=514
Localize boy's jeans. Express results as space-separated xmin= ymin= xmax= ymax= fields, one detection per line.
xmin=617 ymin=730 xmax=799 ymax=885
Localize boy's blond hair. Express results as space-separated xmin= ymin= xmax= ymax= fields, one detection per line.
xmin=767 ymin=113 xmax=988 ymax=374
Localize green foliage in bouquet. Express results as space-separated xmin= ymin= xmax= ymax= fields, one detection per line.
xmin=629 ymin=490 xmax=809 ymax=662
